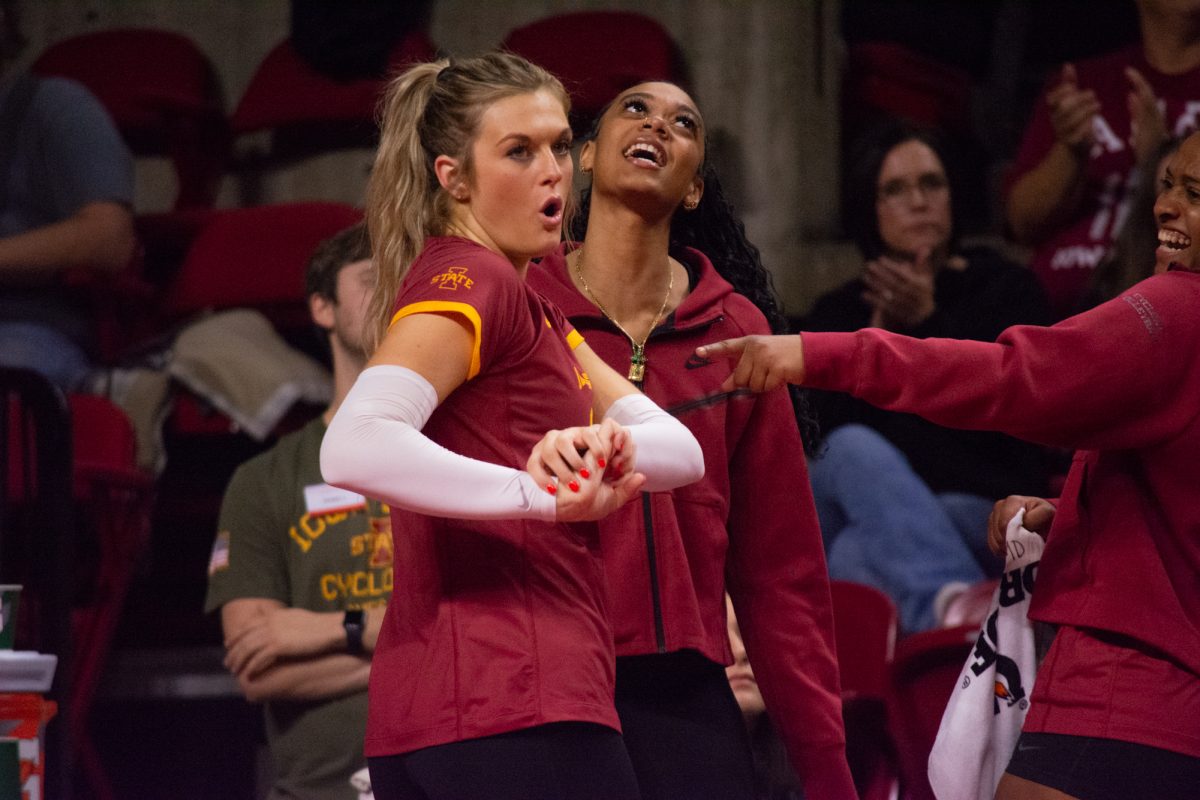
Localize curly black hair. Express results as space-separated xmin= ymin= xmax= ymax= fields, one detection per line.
xmin=570 ymin=104 xmax=820 ymax=452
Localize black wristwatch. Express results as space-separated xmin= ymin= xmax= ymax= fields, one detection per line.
xmin=343 ymin=609 xmax=365 ymax=655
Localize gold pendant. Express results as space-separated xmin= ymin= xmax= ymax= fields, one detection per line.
xmin=628 ymin=345 xmax=646 ymax=382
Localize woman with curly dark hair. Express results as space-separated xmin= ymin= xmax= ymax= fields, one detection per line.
xmin=528 ymin=81 xmax=853 ymax=800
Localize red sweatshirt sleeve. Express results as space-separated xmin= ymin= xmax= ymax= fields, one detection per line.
xmin=726 ymin=383 xmax=856 ymax=800
xmin=802 ymin=272 xmax=1200 ymax=453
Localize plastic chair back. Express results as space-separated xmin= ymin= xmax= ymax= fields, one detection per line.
xmin=831 ymin=579 xmax=898 ymax=701
xmin=230 ymin=31 xmax=436 ymax=160
xmin=830 ymin=580 xmax=902 ymax=800
xmin=842 ymin=42 xmax=973 ymax=136
xmin=887 ymin=624 xmax=978 ymax=800
xmin=164 ymin=202 xmax=363 ymax=340
xmin=501 ymin=12 xmax=685 ymax=133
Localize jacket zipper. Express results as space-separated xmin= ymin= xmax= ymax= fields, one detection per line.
xmin=615 ymin=314 xmax=726 ymax=654
xmin=630 ymin=373 xmax=668 ymax=654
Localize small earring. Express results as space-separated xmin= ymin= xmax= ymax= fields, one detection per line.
xmin=683 ymin=198 xmax=699 ymax=211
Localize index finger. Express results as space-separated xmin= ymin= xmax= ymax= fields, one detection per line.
xmin=696 ymin=337 xmax=747 ymax=361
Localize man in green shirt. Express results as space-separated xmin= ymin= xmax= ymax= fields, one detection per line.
xmin=205 ymin=222 xmax=386 ymax=800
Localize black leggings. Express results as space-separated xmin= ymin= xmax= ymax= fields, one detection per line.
xmin=367 ymin=721 xmax=641 ymax=800
xmin=1006 ymin=732 xmax=1200 ymax=800
xmin=615 ymin=651 xmax=758 ymax=800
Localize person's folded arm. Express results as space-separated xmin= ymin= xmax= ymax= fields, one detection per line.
xmin=220 ymin=598 xmax=375 ymax=702
xmin=0 ymin=201 xmax=135 ymax=280
xmin=234 ymin=651 xmax=372 ymax=703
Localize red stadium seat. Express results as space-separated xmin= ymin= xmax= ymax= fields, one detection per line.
xmin=887 ymin=624 xmax=978 ymax=800
xmin=159 ymin=202 xmax=360 ymax=441
xmin=830 ymin=581 xmax=902 ymax=800
xmin=842 ymin=41 xmax=973 ymax=140
xmin=165 ymin=202 xmax=362 ymax=339
xmin=501 ymin=11 xmax=686 ymax=134
xmin=230 ymin=31 xmax=436 ymax=163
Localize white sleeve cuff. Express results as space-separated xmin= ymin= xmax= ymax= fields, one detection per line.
xmin=605 ymin=393 xmax=704 ymax=492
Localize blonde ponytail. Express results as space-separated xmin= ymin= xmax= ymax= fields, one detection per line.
xmin=366 ymin=61 xmax=445 ymax=351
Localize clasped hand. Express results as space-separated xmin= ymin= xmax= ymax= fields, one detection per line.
xmin=526 ymin=417 xmax=646 ymax=522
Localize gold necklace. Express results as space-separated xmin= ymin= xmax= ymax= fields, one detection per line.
xmin=574 ymin=247 xmax=674 ymax=383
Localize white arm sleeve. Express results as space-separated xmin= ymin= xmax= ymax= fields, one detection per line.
xmin=604 ymin=393 xmax=704 ymax=492
xmin=320 ymin=365 xmax=556 ymax=521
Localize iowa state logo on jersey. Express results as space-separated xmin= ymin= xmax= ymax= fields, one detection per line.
xmin=431 ymin=266 xmax=473 ymax=291
xmin=367 ymin=515 xmax=393 ymax=568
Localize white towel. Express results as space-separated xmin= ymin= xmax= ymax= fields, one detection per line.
xmin=169 ymin=308 xmax=331 ymax=440
xmin=928 ymin=509 xmax=1042 ymax=800
xmin=349 ymin=766 xmax=373 ymax=800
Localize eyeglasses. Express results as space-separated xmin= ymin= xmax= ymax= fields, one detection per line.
xmin=877 ymin=173 xmax=949 ymax=205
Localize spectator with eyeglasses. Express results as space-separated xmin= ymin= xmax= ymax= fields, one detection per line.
xmin=800 ymin=119 xmax=1054 ymax=633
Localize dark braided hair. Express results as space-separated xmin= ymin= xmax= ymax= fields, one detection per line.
xmin=570 ymin=98 xmax=820 ymax=453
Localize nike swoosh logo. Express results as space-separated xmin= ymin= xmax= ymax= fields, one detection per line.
xmin=685 ymin=354 xmax=713 ymax=369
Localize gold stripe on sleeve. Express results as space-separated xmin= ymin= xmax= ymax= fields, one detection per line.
xmin=389 ymin=301 xmax=484 ymax=379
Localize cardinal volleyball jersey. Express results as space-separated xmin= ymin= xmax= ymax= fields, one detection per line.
xmin=365 ymin=236 xmax=619 ymax=757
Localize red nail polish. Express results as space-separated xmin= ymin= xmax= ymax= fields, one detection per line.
xmin=568 ymin=480 xmax=580 ymax=492
xmin=597 ymin=458 xmax=607 ymax=468
xmin=546 ymin=484 xmax=557 ymax=495
xmin=579 ymin=468 xmax=591 ymax=479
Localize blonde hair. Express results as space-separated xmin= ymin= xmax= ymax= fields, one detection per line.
xmin=365 ymin=51 xmax=570 ymax=350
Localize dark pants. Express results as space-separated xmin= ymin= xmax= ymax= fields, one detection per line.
xmin=1006 ymin=732 xmax=1200 ymax=800
xmin=368 ymin=721 xmax=641 ymax=800
xmin=616 ymin=651 xmax=758 ymax=800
